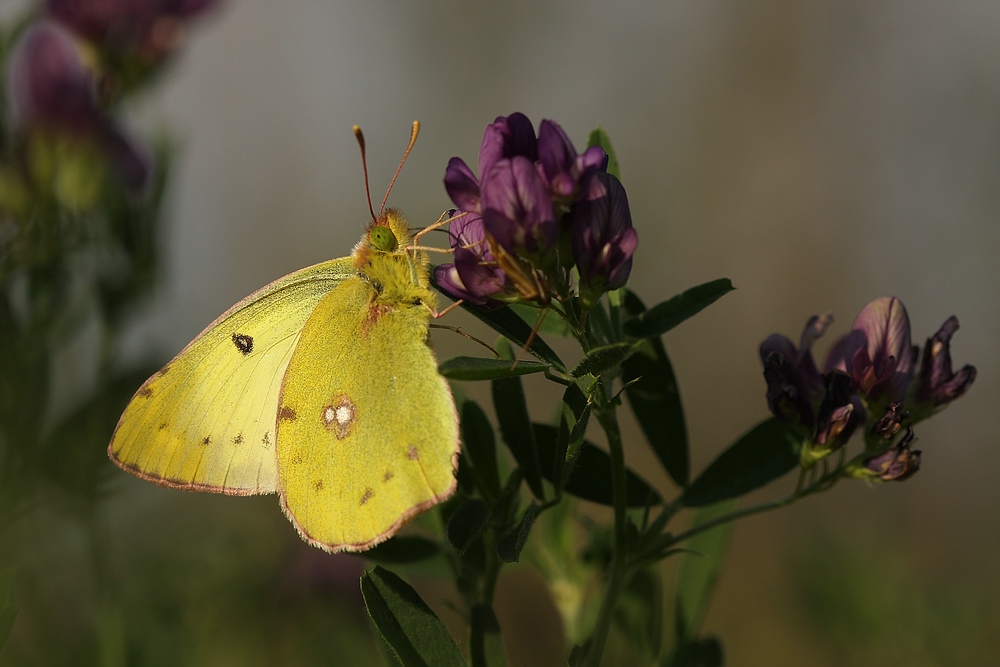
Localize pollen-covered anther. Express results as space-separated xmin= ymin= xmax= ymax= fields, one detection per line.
xmin=322 ymin=395 xmax=357 ymax=440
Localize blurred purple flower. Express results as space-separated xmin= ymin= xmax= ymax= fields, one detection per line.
xmin=434 ymin=212 xmax=508 ymax=306
xmin=7 ymin=21 xmax=151 ymax=188
xmin=570 ymin=172 xmax=637 ymax=299
xmin=825 ymin=297 xmax=915 ymax=403
xmin=759 ymin=313 xmax=832 ymax=428
xmin=47 ymin=0 xmax=220 ymax=63
xmin=912 ymin=316 xmax=976 ymax=411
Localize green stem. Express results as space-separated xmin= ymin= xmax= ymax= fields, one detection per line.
xmin=581 ymin=403 xmax=630 ymax=667
xmin=669 ymin=468 xmax=843 ymax=548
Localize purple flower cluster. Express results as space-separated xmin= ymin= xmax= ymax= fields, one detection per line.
xmin=434 ymin=113 xmax=637 ymax=307
xmin=760 ymin=297 xmax=975 ymax=480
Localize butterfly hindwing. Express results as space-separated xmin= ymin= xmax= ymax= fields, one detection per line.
xmin=109 ymin=257 xmax=355 ymax=494
xmin=276 ymin=276 xmax=460 ymax=551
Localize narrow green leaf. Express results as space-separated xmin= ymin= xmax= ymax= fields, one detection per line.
xmin=492 ymin=377 xmax=546 ymax=500
xmin=622 ymin=291 xmax=689 ymax=487
xmin=363 ymin=537 xmax=441 ymax=564
xmin=681 ymin=418 xmax=801 ymax=507
xmin=496 ymin=502 xmax=537 ymax=563
xmin=439 ymin=357 xmax=548 ymax=381
xmin=571 ymin=341 xmax=638 ymax=378
xmin=461 ymin=401 xmax=502 ymax=503
xmin=624 ymin=279 xmax=734 ymax=339
xmin=361 ymin=566 xmax=466 ymax=667
xmin=533 ymin=424 xmax=661 ymax=507
xmin=674 ymin=500 xmax=738 ymax=641
xmin=614 ymin=567 xmax=663 ymax=658
xmin=446 ymin=499 xmax=491 ymax=554
xmin=470 ymin=605 xmax=509 ymax=667
xmin=587 ymin=126 xmax=621 ymax=180
xmin=429 ymin=276 xmax=564 ymax=369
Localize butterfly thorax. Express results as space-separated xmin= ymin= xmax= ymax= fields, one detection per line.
xmin=354 ymin=209 xmax=436 ymax=314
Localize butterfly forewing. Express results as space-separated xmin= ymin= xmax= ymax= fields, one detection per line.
xmin=109 ymin=258 xmax=355 ymax=494
xmin=276 ymin=277 xmax=460 ymax=552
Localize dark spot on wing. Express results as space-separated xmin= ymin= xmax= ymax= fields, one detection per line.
xmin=383 ymin=470 xmax=394 ymax=482
xmin=201 ymin=435 xmax=211 ymax=446
xmin=262 ymin=431 xmax=271 ymax=447
xmin=359 ymin=487 xmax=374 ymax=505
xmin=407 ymin=445 xmax=419 ymax=460
xmin=232 ymin=333 xmax=254 ymax=355
xmin=158 ymin=422 xmax=169 ymax=431
xmin=313 ymin=479 xmax=324 ymax=491
xmin=156 ymin=364 xmax=170 ymax=377
xmin=278 ymin=405 xmax=297 ymax=422
xmin=138 ymin=387 xmax=153 ymax=399
xmin=233 ymin=433 xmax=243 ymax=445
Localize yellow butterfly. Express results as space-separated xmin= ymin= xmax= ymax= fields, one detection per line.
xmin=108 ymin=123 xmax=460 ymax=552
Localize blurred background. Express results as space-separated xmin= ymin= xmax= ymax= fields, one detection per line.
xmin=1 ymin=1 xmax=997 ymax=665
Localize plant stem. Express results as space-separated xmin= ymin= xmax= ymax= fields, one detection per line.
xmin=581 ymin=403 xmax=630 ymax=667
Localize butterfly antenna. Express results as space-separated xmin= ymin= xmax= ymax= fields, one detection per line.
xmin=380 ymin=120 xmax=420 ymax=216
xmin=353 ymin=125 xmax=377 ymax=222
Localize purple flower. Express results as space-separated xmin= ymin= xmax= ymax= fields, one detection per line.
xmin=862 ymin=427 xmax=921 ymax=482
xmin=759 ymin=313 xmax=859 ymax=452
xmin=47 ymin=0 xmax=220 ymax=63
xmin=537 ymin=120 xmax=607 ymax=201
xmin=433 ymin=212 xmax=508 ymax=305
xmin=7 ymin=21 xmax=151 ymax=189
xmin=481 ymin=156 xmax=558 ymax=256
xmin=825 ymin=297 xmax=915 ymax=403
xmin=570 ymin=172 xmax=637 ymax=301
xmin=912 ymin=316 xmax=976 ymax=412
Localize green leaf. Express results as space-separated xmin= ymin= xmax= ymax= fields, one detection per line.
xmin=624 ymin=279 xmax=734 ymax=339
xmin=496 ymin=502 xmax=537 ymax=563
xmin=446 ymin=499 xmax=491 ymax=554
xmin=492 ymin=376 xmax=546 ymax=500
xmin=470 ymin=604 xmax=509 ymax=667
xmin=571 ymin=341 xmax=638 ymax=378
xmin=614 ymin=567 xmax=663 ymax=658
xmin=674 ymin=500 xmax=738 ymax=641
xmin=622 ymin=291 xmax=689 ymax=487
xmin=0 ymin=568 xmax=16 ymax=653
xmin=681 ymin=418 xmax=801 ymax=507
xmin=428 ymin=278 xmax=565 ymax=370
xmin=363 ymin=537 xmax=441 ymax=564
xmin=587 ymin=126 xmax=621 ymax=180
xmin=460 ymin=401 xmax=502 ymax=503
xmin=509 ymin=302 xmax=572 ymax=337
xmin=361 ymin=566 xmax=466 ymax=667
xmin=551 ymin=384 xmax=591 ymax=495
xmin=439 ymin=357 xmax=548 ymax=381
xmin=533 ymin=424 xmax=661 ymax=507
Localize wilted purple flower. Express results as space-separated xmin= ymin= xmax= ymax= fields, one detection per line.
xmin=760 ymin=313 xmax=861 ymax=455
xmin=571 ymin=172 xmax=637 ymax=301
xmin=47 ymin=0 xmax=220 ymax=63
xmin=825 ymin=297 xmax=914 ymax=403
xmin=7 ymin=21 xmax=151 ymax=189
xmin=912 ymin=316 xmax=976 ymax=413
xmin=433 ymin=212 xmax=508 ymax=305
xmin=862 ymin=427 xmax=921 ymax=481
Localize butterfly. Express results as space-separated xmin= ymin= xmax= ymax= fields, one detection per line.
xmin=108 ymin=123 xmax=460 ymax=552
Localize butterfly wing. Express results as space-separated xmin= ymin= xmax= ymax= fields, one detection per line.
xmin=276 ymin=276 xmax=459 ymax=551
xmin=109 ymin=257 xmax=356 ymax=495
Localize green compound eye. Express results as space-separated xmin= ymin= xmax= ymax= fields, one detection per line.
xmin=369 ymin=226 xmax=398 ymax=252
